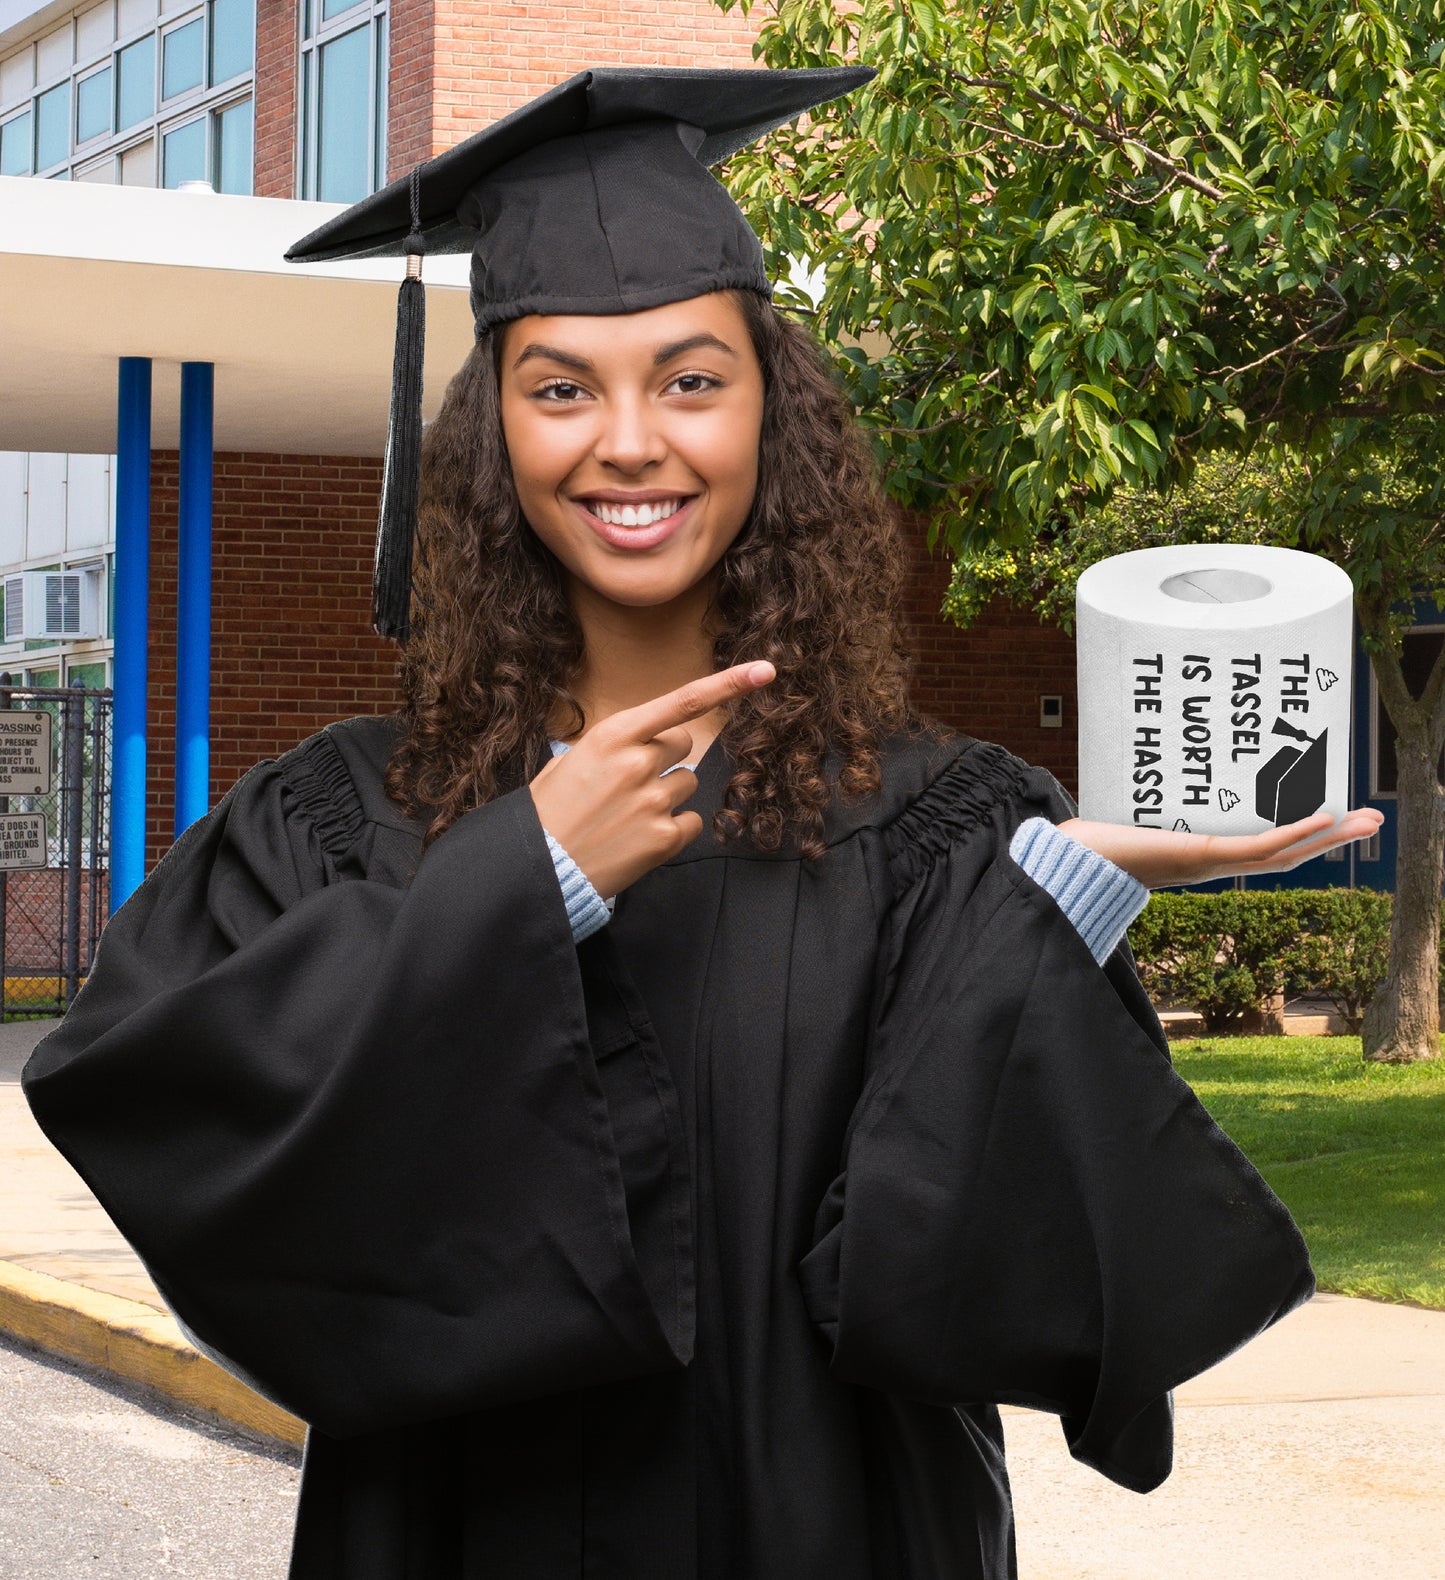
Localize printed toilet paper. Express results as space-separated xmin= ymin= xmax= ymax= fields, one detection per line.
xmin=1076 ymin=545 xmax=1354 ymax=836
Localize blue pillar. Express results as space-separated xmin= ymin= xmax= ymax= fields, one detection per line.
xmin=110 ymin=357 xmax=151 ymax=915
xmin=175 ymin=361 xmax=214 ymax=839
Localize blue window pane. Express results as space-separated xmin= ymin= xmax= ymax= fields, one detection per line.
xmin=317 ymin=25 xmax=369 ymax=202
xmin=0 ymin=113 xmax=32 ymax=176
xmin=118 ymin=39 xmax=155 ymax=130
xmin=77 ymin=67 xmax=113 ymax=143
xmin=322 ymin=0 xmax=366 ymax=21
xmin=36 ymin=83 xmax=69 ymax=170
xmin=162 ymin=19 xmax=204 ymax=100
xmin=215 ymin=96 xmax=252 ymax=194
xmin=162 ymin=117 xmax=205 ymax=186
xmin=209 ymin=0 xmax=254 ymax=85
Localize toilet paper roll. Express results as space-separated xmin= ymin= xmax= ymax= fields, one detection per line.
xmin=1076 ymin=545 xmax=1354 ymax=836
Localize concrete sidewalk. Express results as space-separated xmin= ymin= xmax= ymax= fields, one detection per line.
xmin=3 ymin=1019 xmax=1443 ymax=1574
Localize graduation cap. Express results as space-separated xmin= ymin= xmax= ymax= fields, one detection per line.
xmin=285 ymin=63 xmax=876 ymax=640
xmin=1254 ymin=718 xmax=1329 ymax=824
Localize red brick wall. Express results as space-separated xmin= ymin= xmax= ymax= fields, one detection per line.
xmin=1 ymin=869 xmax=109 ymax=975
xmin=254 ymin=0 xmax=299 ymax=199
xmin=897 ymin=511 xmax=1080 ymax=795
xmin=387 ymin=0 xmax=436 ymax=180
xmin=144 ymin=451 xmax=400 ymax=870
xmin=429 ymin=0 xmax=762 ymax=149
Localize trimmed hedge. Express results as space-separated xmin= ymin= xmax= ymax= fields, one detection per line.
xmin=1127 ymin=887 xmax=1396 ymax=1034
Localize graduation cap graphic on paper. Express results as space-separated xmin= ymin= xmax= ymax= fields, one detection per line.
xmin=1255 ymin=718 xmax=1329 ymax=824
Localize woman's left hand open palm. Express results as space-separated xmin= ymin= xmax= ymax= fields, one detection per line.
xmin=1056 ymin=807 xmax=1386 ymax=889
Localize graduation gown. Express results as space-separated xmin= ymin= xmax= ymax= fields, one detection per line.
xmin=21 ymin=715 xmax=1315 ymax=1580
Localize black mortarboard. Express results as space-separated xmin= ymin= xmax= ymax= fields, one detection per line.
xmin=285 ymin=63 xmax=875 ymax=640
xmin=1255 ymin=720 xmax=1329 ymax=824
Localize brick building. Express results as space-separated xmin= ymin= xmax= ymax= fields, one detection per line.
xmin=0 ymin=0 xmax=1085 ymax=894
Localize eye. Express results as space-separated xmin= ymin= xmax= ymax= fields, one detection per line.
xmin=669 ymin=372 xmax=722 ymax=395
xmin=531 ymin=379 xmax=589 ymax=403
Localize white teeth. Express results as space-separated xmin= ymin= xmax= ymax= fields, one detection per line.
xmin=589 ymin=498 xmax=683 ymax=527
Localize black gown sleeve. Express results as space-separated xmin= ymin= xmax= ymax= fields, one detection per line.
xmin=796 ymin=741 xmax=1314 ymax=1494
xmin=20 ymin=739 xmax=694 ymax=1440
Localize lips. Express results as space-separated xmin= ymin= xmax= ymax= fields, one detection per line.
xmin=574 ymin=495 xmax=698 ymax=551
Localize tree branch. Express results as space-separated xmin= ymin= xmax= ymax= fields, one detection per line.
xmin=1215 ymin=308 xmax=1348 ymax=378
xmin=950 ymin=71 xmax=1230 ymax=202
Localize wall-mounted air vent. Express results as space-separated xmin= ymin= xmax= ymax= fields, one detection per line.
xmin=3 ymin=569 xmax=103 ymax=641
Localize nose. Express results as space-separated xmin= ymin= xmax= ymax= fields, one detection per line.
xmin=592 ymin=391 xmax=667 ymax=473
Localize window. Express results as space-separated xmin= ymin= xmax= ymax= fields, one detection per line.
xmin=1370 ymin=627 xmax=1445 ymax=795
xmin=215 ymin=95 xmax=251 ymax=193
xmin=162 ymin=114 xmax=204 ymax=185
xmin=119 ymin=137 xmax=154 ymax=185
xmin=117 ymin=39 xmax=155 ymax=131
xmin=76 ymin=153 xmax=116 ymax=182
xmin=161 ymin=18 xmax=203 ymax=101
xmin=76 ymin=66 xmax=112 ymax=143
xmin=0 ymin=110 xmax=31 ymax=175
xmin=299 ymin=0 xmax=387 ymax=202
xmin=210 ymin=0 xmax=254 ymax=85
xmin=0 ymin=2 xmax=252 ymax=189
xmin=35 ymin=81 xmax=69 ymax=169
xmin=66 ymin=660 xmax=108 ymax=690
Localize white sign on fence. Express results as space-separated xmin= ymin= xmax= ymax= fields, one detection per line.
xmin=0 ymin=812 xmax=46 ymax=869
xmin=0 ymin=710 xmax=51 ymax=794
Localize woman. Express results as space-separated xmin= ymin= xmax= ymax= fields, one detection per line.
xmin=24 ymin=65 xmax=1380 ymax=1580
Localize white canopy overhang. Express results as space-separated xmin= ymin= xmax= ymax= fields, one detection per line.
xmin=0 ymin=174 xmax=476 ymax=455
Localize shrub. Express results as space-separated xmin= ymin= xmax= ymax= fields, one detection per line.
xmin=1288 ymin=889 xmax=1393 ymax=1034
xmin=1128 ymin=890 xmax=1303 ymax=1033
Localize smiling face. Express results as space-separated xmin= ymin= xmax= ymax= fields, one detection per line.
xmin=497 ymin=291 xmax=766 ymax=621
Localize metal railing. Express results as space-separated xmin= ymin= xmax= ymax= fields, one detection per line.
xmin=0 ymin=676 xmax=112 ymax=1018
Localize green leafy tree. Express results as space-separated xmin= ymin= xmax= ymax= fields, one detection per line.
xmin=716 ymin=0 xmax=1445 ymax=1059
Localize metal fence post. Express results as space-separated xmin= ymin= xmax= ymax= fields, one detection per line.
xmin=63 ymin=678 xmax=85 ymax=1006
xmin=0 ymin=671 xmax=9 ymax=1021
xmin=88 ymin=692 xmax=110 ymax=967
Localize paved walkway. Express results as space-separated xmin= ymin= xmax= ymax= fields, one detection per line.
xmin=3 ymin=1020 xmax=1443 ymax=1574
xmin=1 ymin=1022 xmax=162 ymax=1310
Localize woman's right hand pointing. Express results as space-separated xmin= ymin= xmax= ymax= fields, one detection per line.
xmin=528 ymin=661 xmax=776 ymax=901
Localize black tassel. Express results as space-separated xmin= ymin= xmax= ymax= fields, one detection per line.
xmin=372 ymin=166 xmax=428 ymax=641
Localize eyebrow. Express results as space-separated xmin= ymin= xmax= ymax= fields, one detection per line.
xmin=510 ymin=333 xmax=739 ymax=373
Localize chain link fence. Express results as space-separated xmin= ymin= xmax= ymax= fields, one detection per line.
xmin=0 ymin=676 xmax=112 ymax=1019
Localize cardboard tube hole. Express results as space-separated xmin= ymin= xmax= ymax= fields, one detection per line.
xmin=1159 ymin=568 xmax=1273 ymax=604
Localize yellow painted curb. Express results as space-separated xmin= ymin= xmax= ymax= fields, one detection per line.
xmin=0 ymin=1259 xmax=306 ymax=1450
xmin=3 ymin=975 xmax=83 ymax=997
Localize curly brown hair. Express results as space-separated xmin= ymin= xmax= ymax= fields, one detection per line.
xmin=383 ymin=287 xmax=945 ymax=860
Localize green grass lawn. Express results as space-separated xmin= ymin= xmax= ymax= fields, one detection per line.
xmin=1171 ymin=1036 xmax=1445 ymax=1310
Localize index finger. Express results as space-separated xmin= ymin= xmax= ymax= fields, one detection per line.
xmin=613 ymin=661 xmax=776 ymax=742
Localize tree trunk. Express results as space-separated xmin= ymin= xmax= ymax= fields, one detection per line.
xmin=1361 ymin=729 xmax=1445 ymax=1062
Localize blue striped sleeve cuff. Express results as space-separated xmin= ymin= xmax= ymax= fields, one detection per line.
xmin=1008 ymin=816 xmax=1149 ymax=964
xmin=542 ymin=828 xmax=614 ymax=944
